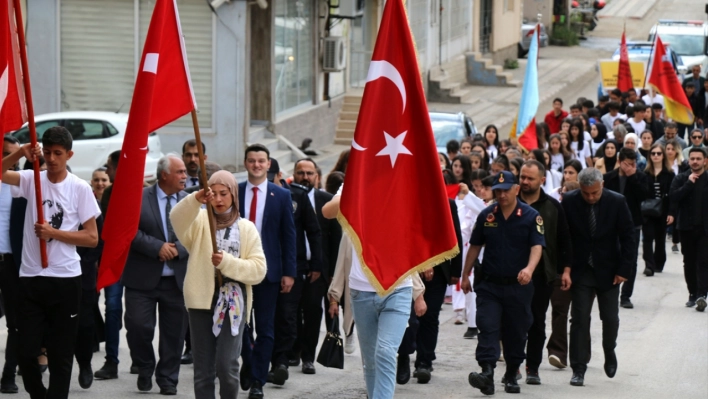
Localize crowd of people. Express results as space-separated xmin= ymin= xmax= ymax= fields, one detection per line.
xmin=0 ymin=80 xmax=706 ymax=399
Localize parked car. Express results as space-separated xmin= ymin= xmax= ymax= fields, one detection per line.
xmin=519 ymin=22 xmax=549 ymax=58
xmin=429 ymin=111 xmax=477 ymax=154
xmin=11 ymin=111 xmax=163 ymax=182
xmin=649 ymin=20 xmax=708 ymax=74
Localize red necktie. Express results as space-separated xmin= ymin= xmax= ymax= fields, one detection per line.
xmin=249 ymin=187 xmax=258 ymax=224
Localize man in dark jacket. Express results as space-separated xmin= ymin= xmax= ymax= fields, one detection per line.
xmin=603 ymin=148 xmax=649 ymax=309
xmin=562 ymin=167 xmax=635 ymax=387
xmin=669 ymin=147 xmax=708 ymax=310
xmin=518 ymin=161 xmax=572 ymax=384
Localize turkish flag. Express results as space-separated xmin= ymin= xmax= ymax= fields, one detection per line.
xmin=648 ymin=36 xmax=694 ymax=124
xmin=617 ymin=31 xmax=634 ymax=92
xmin=0 ymin=0 xmax=26 ymax=137
xmin=338 ymin=0 xmax=459 ymax=294
xmin=97 ymin=0 xmax=195 ymax=291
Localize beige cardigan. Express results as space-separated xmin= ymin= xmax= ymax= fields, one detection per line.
xmin=170 ymin=193 xmax=267 ymax=322
xmin=328 ymin=235 xmax=425 ymax=335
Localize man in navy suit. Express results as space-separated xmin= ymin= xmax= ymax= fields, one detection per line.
xmin=238 ymin=144 xmax=297 ymax=399
xmin=561 ymin=167 xmax=635 ymax=387
xmin=122 ymin=154 xmax=189 ymax=395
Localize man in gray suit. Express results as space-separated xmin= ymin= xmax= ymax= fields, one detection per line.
xmin=122 ymin=154 xmax=189 ymax=395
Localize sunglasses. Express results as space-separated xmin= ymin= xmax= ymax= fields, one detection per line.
xmin=692 ymin=135 xmax=703 ymax=139
xmin=650 ymin=152 xmax=663 ymax=156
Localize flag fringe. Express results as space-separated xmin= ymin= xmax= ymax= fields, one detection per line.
xmin=337 ymin=211 xmax=460 ymax=297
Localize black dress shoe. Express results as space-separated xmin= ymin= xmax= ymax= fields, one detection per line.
xmin=248 ymin=381 xmax=264 ymax=399
xmin=468 ymin=364 xmax=495 ymax=396
xmin=525 ymin=368 xmax=541 ymax=385
xmin=463 ymin=327 xmax=478 ymax=339
xmin=137 ymin=375 xmax=153 ymax=392
xmin=415 ymin=367 xmax=431 ymax=384
xmin=271 ymin=364 xmax=288 ymax=386
xmin=240 ymin=364 xmax=253 ymax=391
xmin=570 ymin=371 xmax=585 ymax=386
xmin=78 ymin=365 xmax=93 ymax=389
xmin=288 ymin=358 xmax=300 ymax=367
xmin=620 ymin=298 xmax=634 ymax=309
xmin=0 ymin=381 xmax=18 ymax=393
xmin=686 ymin=295 xmax=697 ymax=307
xmin=643 ymin=267 xmax=654 ymax=276
xmin=160 ymin=386 xmax=177 ymax=395
xmin=604 ymin=349 xmax=618 ymax=378
xmin=94 ymin=360 xmax=118 ymax=380
xmin=396 ymin=355 xmax=410 ymax=385
xmin=504 ymin=375 xmax=521 ymax=393
xmin=130 ymin=365 xmax=139 ymax=375
xmin=302 ymin=361 xmax=316 ymax=375
xmin=181 ymin=350 xmax=193 ymax=365
xmin=501 ymin=369 xmax=521 ymax=383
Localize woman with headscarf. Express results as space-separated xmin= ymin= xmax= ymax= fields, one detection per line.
xmin=623 ymin=133 xmax=647 ymax=170
xmin=593 ymin=140 xmax=619 ymax=174
xmin=589 ymin=123 xmax=608 ymax=159
xmin=170 ymin=171 xmax=267 ymax=399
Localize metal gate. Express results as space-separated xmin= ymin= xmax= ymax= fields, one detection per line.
xmin=480 ymin=0 xmax=493 ymax=54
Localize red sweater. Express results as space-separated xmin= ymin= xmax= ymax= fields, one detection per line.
xmin=544 ymin=109 xmax=568 ymax=134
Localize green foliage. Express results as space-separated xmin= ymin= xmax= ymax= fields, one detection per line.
xmin=504 ymin=59 xmax=519 ymax=69
xmin=550 ymin=24 xmax=580 ymax=46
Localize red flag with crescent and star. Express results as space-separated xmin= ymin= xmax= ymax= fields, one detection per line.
xmin=0 ymin=0 xmax=26 ymax=137
xmin=97 ymin=0 xmax=195 ymax=291
xmin=338 ymin=0 xmax=459 ymax=295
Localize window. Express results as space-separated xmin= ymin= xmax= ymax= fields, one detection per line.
xmin=11 ymin=120 xmax=61 ymax=144
xmin=274 ymin=0 xmax=313 ymax=116
xmin=60 ymin=0 xmax=214 ymax=128
xmin=64 ymin=120 xmax=105 ymax=141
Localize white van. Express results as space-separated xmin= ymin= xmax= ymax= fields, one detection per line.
xmin=649 ymin=20 xmax=708 ymax=75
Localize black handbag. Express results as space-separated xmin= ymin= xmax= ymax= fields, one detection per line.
xmin=641 ymin=198 xmax=662 ymax=218
xmin=316 ymin=318 xmax=344 ymax=369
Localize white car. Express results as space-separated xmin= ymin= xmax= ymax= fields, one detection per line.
xmin=649 ymin=20 xmax=708 ymax=74
xmin=11 ymin=111 xmax=163 ymax=182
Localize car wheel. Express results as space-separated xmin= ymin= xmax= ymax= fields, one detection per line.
xmin=518 ymin=44 xmax=528 ymax=58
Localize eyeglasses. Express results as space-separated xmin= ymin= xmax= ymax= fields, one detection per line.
xmin=650 ymin=152 xmax=663 ymax=156
xmin=692 ymin=135 xmax=703 ymax=139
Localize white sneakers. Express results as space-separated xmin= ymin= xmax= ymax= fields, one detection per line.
xmin=344 ymin=332 xmax=356 ymax=354
xmin=549 ymin=354 xmax=567 ymax=369
xmin=454 ymin=311 xmax=465 ymax=325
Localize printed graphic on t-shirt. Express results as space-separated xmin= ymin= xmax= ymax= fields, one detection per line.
xmin=42 ymin=199 xmax=64 ymax=241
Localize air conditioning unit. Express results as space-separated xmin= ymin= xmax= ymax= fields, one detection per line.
xmin=338 ymin=0 xmax=364 ymax=18
xmin=323 ymin=37 xmax=346 ymax=72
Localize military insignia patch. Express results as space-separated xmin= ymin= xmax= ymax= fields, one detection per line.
xmin=537 ymin=225 xmax=545 ymax=234
xmin=516 ymin=208 xmax=522 ymax=217
xmin=486 ymin=213 xmax=495 ymax=222
xmin=536 ymin=216 xmax=543 ymax=226
xmin=498 ymin=173 xmax=504 ymax=183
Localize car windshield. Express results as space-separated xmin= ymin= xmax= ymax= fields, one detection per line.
xmin=431 ymin=119 xmax=466 ymax=147
xmin=658 ymin=34 xmax=704 ymax=56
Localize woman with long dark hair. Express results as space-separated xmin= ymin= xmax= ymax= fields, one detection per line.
xmin=549 ymin=159 xmax=583 ymax=201
xmin=568 ymin=119 xmax=593 ymax=168
xmin=471 ymin=144 xmax=490 ymax=169
xmin=483 ymin=125 xmax=500 ymax=160
xmin=548 ymin=134 xmax=571 ymax=172
xmin=594 ymin=140 xmax=619 ymax=174
xmin=451 ymin=156 xmax=474 ymax=187
xmin=641 ymin=143 xmax=675 ymax=276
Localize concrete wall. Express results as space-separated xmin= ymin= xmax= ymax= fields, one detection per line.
xmin=491 ymin=0 xmax=522 ymax=64
xmin=27 ymin=0 xmax=59 ymax=114
xmin=271 ymin=96 xmax=344 ymax=151
xmin=523 ymin=0 xmax=554 ymax=28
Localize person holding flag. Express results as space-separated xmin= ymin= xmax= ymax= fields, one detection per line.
xmin=648 ymin=36 xmax=695 ymax=127
xmin=321 ymin=0 xmax=458 ymax=397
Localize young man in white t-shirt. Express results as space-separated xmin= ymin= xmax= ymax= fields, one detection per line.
xmin=1 ymin=126 xmax=101 ymax=398
xmin=627 ymin=103 xmax=647 ymax=135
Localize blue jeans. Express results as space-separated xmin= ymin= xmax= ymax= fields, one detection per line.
xmin=350 ymin=287 xmax=412 ymax=399
xmin=103 ymin=283 xmax=123 ymax=364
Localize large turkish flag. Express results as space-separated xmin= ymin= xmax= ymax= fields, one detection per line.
xmin=0 ymin=0 xmax=26 ymax=136
xmin=338 ymin=0 xmax=459 ymax=295
xmin=97 ymin=0 xmax=195 ymax=291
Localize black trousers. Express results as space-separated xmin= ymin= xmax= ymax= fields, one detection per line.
xmin=271 ymin=274 xmax=305 ymax=368
xmin=569 ymin=270 xmax=619 ymax=373
xmin=680 ymin=227 xmax=708 ymax=298
xmin=475 ymin=280 xmax=534 ymax=370
xmin=526 ymin=276 xmax=554 ymax=371
xmin=74 ymin=289 xmax=96 ymax=367
xmin=18 ymin=276 xmax=81 ymax=399
xmin=621 ymin=227 xmax=642 ymax=300
xmin=643 ymin=217 xmax=668 ymax=272
xmin=124 ymin=277 xmax=186 ymax=389
xmin=292 ymin=275 xmax=327 ymax=363
xmin=0 ymin=255 xmax=19 ymax=383
xmin=414 ymin=270 xmax=447 ymax=368
xmin=398 ymin=302 xmax=418 ymax=356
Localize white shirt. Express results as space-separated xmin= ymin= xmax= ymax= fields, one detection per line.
xmin=244 ymin=180 xmax=268 ymax=235
xmin=0 ymin=183 xmax=13 ymax=253
xmin=335 ymin=184 xmax=412 ymax=292
xmin=601 ymin=113 xmax=626 ymax=131
xmin=185 ymin=176 xmax=200 ymax=188
xmin=550 ymin=153 xmax=565 ymax=172
xmin=642 ymin=93 xmax=664 ymax=107
xmin=155 ymin=185 xmax=177 ymax=276
xmin=487 ymin=145 xmax=498 ymax=161
xmin=305 ymin=188 xmax=315 ymax=260
xmin=12 ymin=170 xmax=101 ymax=278
xmin=628 ymin=119 xmax=646 ymax=135
xmin=570 ymin=141 xmax=591 ymax=168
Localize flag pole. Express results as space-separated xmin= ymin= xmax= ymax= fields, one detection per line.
xmin=644 ymin=29 xmax=656 ymax=90
xmin=189 ymin=109 xmax=222 ymax=286
xmin=12 ymin=0 xmax=47 ymax=268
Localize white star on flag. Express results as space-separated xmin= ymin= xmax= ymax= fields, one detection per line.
xmin=143 ymin=53 xmax=159 ymax=74
xmin=376 ymin=131 xmax=412 ymax=167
